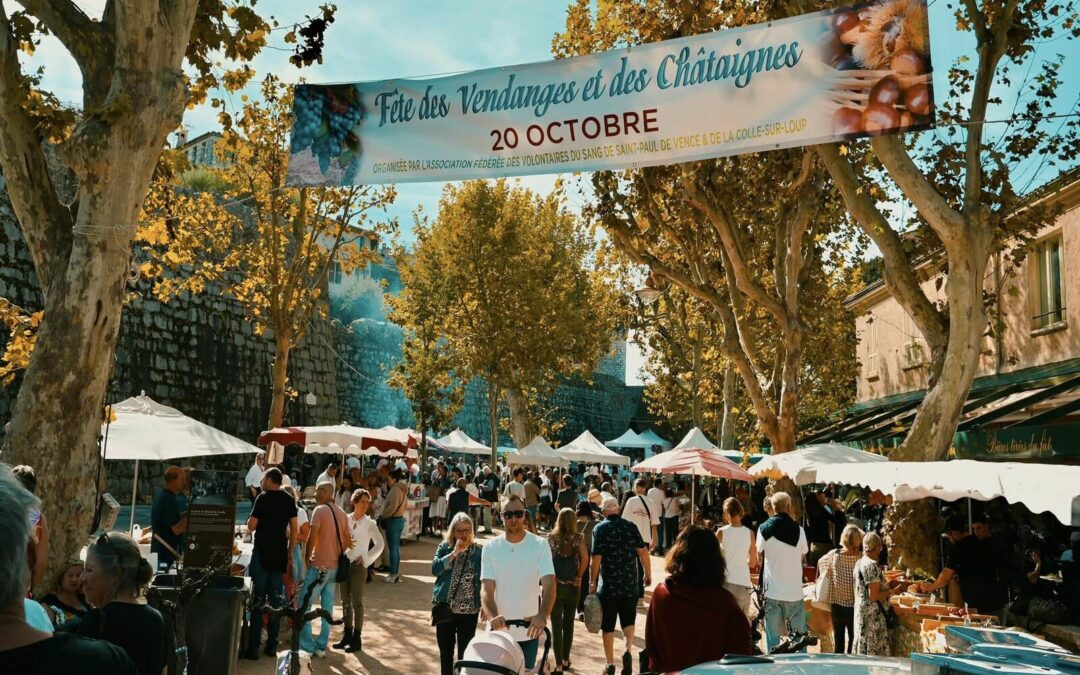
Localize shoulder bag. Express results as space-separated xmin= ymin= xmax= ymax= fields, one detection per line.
xmin=813 ymin=549 xmax=836 ymax=606
xmin=328 ymin=505 xmax=351 ymax=583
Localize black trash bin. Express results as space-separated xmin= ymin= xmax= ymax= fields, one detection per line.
xmin=149 ymin=573 xmax=251 ymax=675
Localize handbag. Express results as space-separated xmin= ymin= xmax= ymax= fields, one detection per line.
xmin=583 ymin=593 xmax=603 ymax=634
xmin=329 ymin=505 xmax=351 ymax=583
xmin=814 ymin=550 xmax=835 ymax=606
xmin=858 ymin=564 xmax=897 ymax=628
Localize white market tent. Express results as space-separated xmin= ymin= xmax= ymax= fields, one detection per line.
xmin=812 ymin=460 xmax=1080 ymax=526
xmin=605 ymin=428 xmax=646 ymax=448
xmin=558 ymin=430 xmax=631 ymax=466
xmin=102 ymin=394 xmax=262 ymax=530
xmin=504 ymin=436 xmax=568 ymax=468
xmin=749 ymin=442 xmax=888 ymax=485
xmin=436 ymin=429 xmax=494 ymax=456
xmin=605 ymin=427 xmax=673 ymax=450
xmin=637 ymin=428 xmax=674 ymax=450
xmin=673 ymin=426 xmax=719 ymax=451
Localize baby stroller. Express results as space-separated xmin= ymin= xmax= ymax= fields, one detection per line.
xmin=455 ymin=619 xmax=552 ymax=675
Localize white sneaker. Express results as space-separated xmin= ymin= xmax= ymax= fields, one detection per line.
xmin=384 ymin=573 xmax=398 ymax=583
xmin=313 ymin=650 xmax=327 ymax=658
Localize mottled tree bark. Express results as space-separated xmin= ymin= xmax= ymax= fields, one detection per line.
xmin=268 ymin=329 xmax=292 ymax=429
xmin=0 ymin=0 xmax=200 ymax=591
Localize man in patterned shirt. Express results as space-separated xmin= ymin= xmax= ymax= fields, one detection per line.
xmin=590 ymin=497 xmax=651 ymax=675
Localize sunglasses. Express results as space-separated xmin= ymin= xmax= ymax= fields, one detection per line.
xmin=502 ymin=510 xmax=526 ymax=519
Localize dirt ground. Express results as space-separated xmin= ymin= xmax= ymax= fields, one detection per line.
xmin=235 ymin=528 xmax=671 ymax=675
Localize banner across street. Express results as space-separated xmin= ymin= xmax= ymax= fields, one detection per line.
xmin=286 ymin=0 xmax=935 ymax=186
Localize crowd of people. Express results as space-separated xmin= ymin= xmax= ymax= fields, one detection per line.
xmin=5 ymin=448 xmax=1079 ymax=675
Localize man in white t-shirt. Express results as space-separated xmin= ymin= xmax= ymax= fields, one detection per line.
xmin=646 ymin=478 xmax=667 ymax=551
xmin=756 ymin=491 xmax=809 ymax=653
xmin=481 ymin=495 xmax=555 ymax=671
xmin=244 ymin=451 xmax=266 ymax=502
xmin=503 ymin=468 xmax=526 ymax=505
xmin=621 ymin=478 xmax=659 ymax=552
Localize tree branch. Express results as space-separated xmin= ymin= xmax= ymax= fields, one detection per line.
xmin=611 ymin=225 xmax=779 ymax=440
xmin=0 ymin=4 xmax=74 ymax=299
xmin=871 ymin=135 xmax=966 ymax=245
xmin=682 ymin=171 xmax=788 ymax=322
xmin=816 ymin=143 xmax=948 ymax=352
xmin=961 ymin=0 xmax=1019 ymax=214
xmin=14 ymin=0 xmax=103 ymax=74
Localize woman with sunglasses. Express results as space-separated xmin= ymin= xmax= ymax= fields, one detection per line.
xmin=431 ymin=512 xmax=483 ymax=675
xmin=77 ymin=532 xmax=168 ymax=675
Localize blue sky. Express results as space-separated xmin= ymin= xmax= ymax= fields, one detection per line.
xmin=12 ymin=0 xmax=1079 ymax=386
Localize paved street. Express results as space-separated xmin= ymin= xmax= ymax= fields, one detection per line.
xmin=236 ymin=528 xmax=671 ymax=675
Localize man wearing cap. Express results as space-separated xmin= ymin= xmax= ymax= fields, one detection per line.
xmin=150 ymin=466 xmax=188 ymax=570
xmin=245 ymin=451 xmax=266 ymax=503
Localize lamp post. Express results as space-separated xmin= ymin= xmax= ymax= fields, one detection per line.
xmin=633 ymin=273 xmax=663 ymax=306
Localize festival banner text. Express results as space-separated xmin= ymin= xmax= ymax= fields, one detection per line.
xmin=286 ymin=0 xmax=934 ymax=186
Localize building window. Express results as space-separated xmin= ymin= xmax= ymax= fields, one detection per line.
xmin=331 ymin=262 xmax=343 ymax=285
xmin=900 ymin=311 xmax=926 ymax=368
xmin=1031 ymin=234 xmax=1065 ymax=331
xmin=866 ymin=316 xmax=879 ymax=379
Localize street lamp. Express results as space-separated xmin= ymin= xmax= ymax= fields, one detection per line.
xmin=633 ymin=273 xmax=663 ymax=306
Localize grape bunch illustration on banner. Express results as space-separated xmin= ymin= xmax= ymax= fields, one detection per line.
xmin=820 ymin=0 xmax=935 ymax=139
xmin=288 ymin=83 xmax=364 ymax=185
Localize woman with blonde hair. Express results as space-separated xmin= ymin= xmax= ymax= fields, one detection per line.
xmin=852 ymin=531 xmax=891 ymax=656
xmin=716 ymin=497 xmax=757 ymax=619
xmin=818 ymin=524 xmax=863 ymax=653
xmin=548 ymin=507 xmax=589 ymax=673
xmin=40 ymin=559 xmax=89 ymax=627
xmin=431 ymin=512 xmax=483 ymax=675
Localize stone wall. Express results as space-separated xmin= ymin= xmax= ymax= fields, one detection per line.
xmin=0 ymin=184 xmax=340 ymax=502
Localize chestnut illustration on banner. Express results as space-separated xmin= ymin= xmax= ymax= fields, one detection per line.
xmin=825 ymin=0 xmax=934 ymax=137
xmin=833 ymin=107 xmax=864 ymax=135
xmin=904 ymin=84 xmax=932 ymax=116
xmin=870 ymin=76 xmax=902 ymax=107
xmin=863 ymin=102 xmax=901 ymax=135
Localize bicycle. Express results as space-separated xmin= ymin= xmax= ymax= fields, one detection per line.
xmin=262 ymin=569 xmax=344 ymax=675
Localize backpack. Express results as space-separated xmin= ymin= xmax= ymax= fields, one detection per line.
xmin=551 ymin=535 xmax=581 ymax=582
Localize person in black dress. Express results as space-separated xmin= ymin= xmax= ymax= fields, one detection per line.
xmin=77 ymin=531 xmax=168 ymax=675
xmin=41 ymin=559 xmax=90 ymax=628
xmin=1 ymin=465 xmax=138 ymax=675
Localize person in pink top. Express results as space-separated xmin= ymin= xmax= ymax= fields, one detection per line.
xmin=299 ymin=481 xmax=350 ymax=657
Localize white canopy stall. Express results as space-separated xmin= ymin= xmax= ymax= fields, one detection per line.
xmin=749 ymin=443 xmax=889 ymax=485
xmin=436 ymin=429 xmax=494 ymax=456
xmin=812 ymin=459 xmax=1080 ymax=526
xmin=558 ymin=430 xmax=631 ymax=466
xmin=504 ymin=436 xmax=568 ymax=468
xmin=103 ymin=394 xmax=262 ymax=531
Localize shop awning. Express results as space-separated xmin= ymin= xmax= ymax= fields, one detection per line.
xmin=749 ymin=443 xmax=888 ymax=485
xmin=812 ymin=460 xmax=1080 ymax=526
xmin=806 ymin=357 xmax=1080 ymax=449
